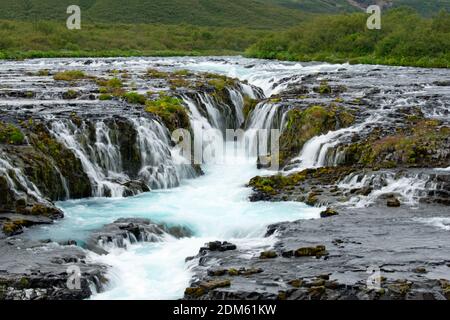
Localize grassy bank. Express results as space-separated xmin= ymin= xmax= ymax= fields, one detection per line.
xmin=245 ymin=8 xmax=450 ymax=68
xmin=0 ymin=20 xmax=265 ymax=59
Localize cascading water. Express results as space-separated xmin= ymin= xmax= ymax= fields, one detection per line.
xmin=338 ymin=171 xmax=438 ymax=207
xmin=0 ymin=155 xmax=44 ymax=203
xmin=49 ymin=119 xmax=127 ymax=198
xmin=24 ymin=74 xmax=322 ymax=300
xmin=6 ymin=56 xmax=448 ymax=300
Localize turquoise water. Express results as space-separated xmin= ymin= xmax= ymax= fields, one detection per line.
xmin=28 ymin=143 xmax=320 ymax=299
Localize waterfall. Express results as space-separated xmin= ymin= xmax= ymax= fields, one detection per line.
xmin=244 ymin=101 xmax=287 ymax=157
xmin=131 ymin=117 xmax=193 ymax=189
xmin=198 ymin=94 xmax=224 ymax=131
xmin=338 ymin=171 xmax=438 ymax=207
xmin=288 ymin=115 xmax=380 ymax=172
xmin=49 ymin=120 xmax=126 ymax=198
xmin=0 ymin=155 xmax=45 ymax=203
xmin=227 ymin=88 xmax=245 ymax=127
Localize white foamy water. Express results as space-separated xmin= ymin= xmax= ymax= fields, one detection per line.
xmin=415 ymin=217 xmax=450 ymax=231
xmin=29 ymin=142 xmax=319 ymax=299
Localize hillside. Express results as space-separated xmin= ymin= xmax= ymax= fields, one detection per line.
xmin=270 ymin=0 xmax=450 ymax=15
xmin=0 ymin=0 xmax=307 ymax=29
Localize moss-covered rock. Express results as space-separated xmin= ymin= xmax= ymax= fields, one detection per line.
xmin=62 ymin=89 xmax=79 ymax=100
xmin=279 ymin=104 xmax=355 ymax=165
xmin=260 ymin=250 xmax=278 ymax=259
xmin=339 ymin=120 xmax=450 ymax=168
xmin=243 ymin=96 xmax=259 ymax=120
xmin=0 ymin=122 xmax=25 ymax=145
xmin=145 ymin=94 xmax=191 ymax=132
xmin=28 ymin=122 xmax=92 ymax=199
xmin=53 ymin=70 xmax=87 ymax=81
xmin=122 ymin=91 xmax=146 ymax=105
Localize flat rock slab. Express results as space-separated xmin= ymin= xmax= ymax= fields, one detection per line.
xmin=185 ymin=205 xmax=450 ymax=300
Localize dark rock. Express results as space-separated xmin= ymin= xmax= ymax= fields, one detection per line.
xmin=320 ymin=208 xmax=339 ymax=218
xmin=86 ymin=218 xmax=192 ymax=254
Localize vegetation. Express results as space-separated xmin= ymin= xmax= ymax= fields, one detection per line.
xmin=122 ymin=91 xmax=146 ymax=105
xmin=53 ymin=70 xmax=86 ymax=81
xmin=243 ymin=96 xmax=259 ymax=120
xmin=0 ymin=0 xmax=306 ymax=29
xmin=145 ymin=94 xmax=190 ymax=132
xmin=0 ymin=5 xmax=447 ymax=68
xmin=0 ymin=19 xmax=267 ymax=60
xmin=0 ymin=122 xmax=25 ymax=145
xmin=246 ymin=8 xmax=450 ymax=68
xmin=280 ymin=104 xmax=355 ymax=164
xmin=341 ymin=119 xmax=450 ymax=168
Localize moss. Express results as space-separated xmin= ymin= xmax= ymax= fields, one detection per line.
xmin=184 ymin=287 xmax=205 ymax=298
xmin=2 ymin=219 xmax=28 ymax=236
xmin=62 ymin=89 xmax=78 ymax=100
xmin=36 ymin=69 xmax=50 ymax=76
xmin=342 ymin=120 xmax=449 ymax=168
xmin=18 ymin=277 xmax=30 ymax=289
xmin=199 ymin=279 xmax=231 ymax=290
xmin=96 ymin=77 xmax=124 ymax=96
xmin=0 ymin=122 xmax=25 ymax=145
xmin=169 ymin=77 xmax=190 ymax=88
xmin=173 ymin=69 xmax=191 ymax=76
xmin=243 ymin=96 xmax=258 ymax=120
xmin=260 ymin=250 xmax=278 ymax=259
xmin=53 ymin=70 xmax=86 ymax=81
xmin=249 ymin=172 xmax=307 ymax=195
xmin=228 ymin=268 xmax=239 ymax=276
xmin=99 ymin=94 xmax=113 ymax=101
xmin=288 ymin=279 xmax=304 ymax=288
xmin=313 ymin=80 xmax=332 ymax=94
xmin=294 ymin=245 xmax=327 ymax=257
xmin=147 ymin=68 xmax=168 ymax=79
xmin=145 ymin=94 xmax=190 ymax=132
xmin=280 ymin=104 xmax=354 ymax=164
xmin=122 ymin=91 xmax=147 ymax=105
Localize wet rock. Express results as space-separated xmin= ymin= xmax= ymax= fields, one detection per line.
xmin=260 ymin=251 xmax=278 ymax=259
xmin=201 ymin=241 xmax=237 ymax=253
xmin=320 ymin=208 xmax=339 ymax=218
xmin=294 ymin=245 xmax=327 ymax=258
xmin=86 ymin=218 xmax=192 ymax=254
xmin=387 ymin=196 xmax=401 ymax=207
xmin=0 ymin=238 xmax=107 ymax=300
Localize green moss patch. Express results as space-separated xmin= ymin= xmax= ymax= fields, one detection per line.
xmin=145 ymin=94 xmax=190 ymax=132
xmin=0 ymin=122 xmax=25 ymax=145
xmin=53 ymin=70 xmax=87 ymax=81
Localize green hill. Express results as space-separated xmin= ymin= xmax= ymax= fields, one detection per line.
xmin=269 ymin=0 xmax=450 ymax=15
xmin=0 ymin=0 xmax=307 ymax=29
